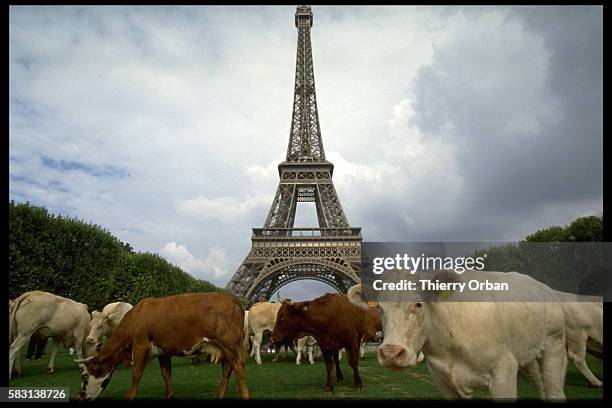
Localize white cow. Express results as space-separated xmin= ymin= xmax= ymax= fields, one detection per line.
xmin=296 ymin=336 xmax=316 ymax=365
xmin=248 ymin=302 xmax=282 ymax=365
xmin=84 ymin=302 xmax=133 ymax=356
xmin=348 ymin=271 xmax=568 ymax=401
xmin=9 ymin=291 xmax=91 ymax=379
xmin=554 ymin=291 xmax=603 ymax=388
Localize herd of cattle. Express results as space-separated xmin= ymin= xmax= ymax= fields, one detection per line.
xmin=8 ymin=270 xmax=603 ymax=401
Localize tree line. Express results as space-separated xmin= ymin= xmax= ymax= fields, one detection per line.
xmin=475 ymin=215 xmax=604 ymax=294
xmin=9 ymin=201 xmax=219 ymax=311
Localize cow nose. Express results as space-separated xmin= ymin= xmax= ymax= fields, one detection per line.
xmin=85 ymin=337 xmax=95 ymax=344
xmin=378 ymin=344 xmax=410 ymax=368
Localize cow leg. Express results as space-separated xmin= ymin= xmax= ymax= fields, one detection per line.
xmin=217 ymin=361 xmax=233 ymax=398
xmin=360 ymin=342 xmax=365 ymax=358
xmin=252 ymin=331 xmax=263 ymax=365
xmin=46 ymin=338 xmax=61 ymax=373
xmin=296 ymin=346 xmax=302 ymax=365
xmin=520 ymin=360 xmax=545 ymax=400
xmin=308 ymin=347 xmax=314 ymax=365
xmin=568 ymin=332 xmax=602 ymax=388
xmin=428 ymin=368 xmax=463 ymax=399
xmin=540 ymin=334 xmax=567 ymax=401
xmin=9 ymin=333 xmax=31 ymax=380
xmin=125 ymin=346 xmax=149 ymax=400
xmin=332 ymin=350 xmax=344 ymax=382
xmin=272 ymin=344 xmax=280 ymax=362
xmin=322 ymin=350 xmax=334 ymax=392
xmin=232 ymin=360 xmax=250 ymax=400
xmin=13 ymin=356 xmax=21 ymax=378
xmin=347 ymin=344 xmax=362 ymax=390
xmin=489 ymin=352 xmax=518 ymax=400
xmin=338 ymin=348 xmax=343 ymax=361
xmin=158 ymin=356 xmax=175 ymax=399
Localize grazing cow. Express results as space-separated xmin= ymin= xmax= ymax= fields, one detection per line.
xmin=74 ymin=292 xmax=249 ymax=401
xmin=271 ymin=293 xmax=374 ymax=392
xmin=554 ymin=291 xmax=603 ymax=388
xmin=348 ymin=271 xmax=568 ymax=401
xmin=248 ymin=302 xmax=281 ymax=365
xmin=85 ymin=302 xmax=133 ymax=356
xmin=9 ymin=291 xmax=90 ymax=379
xmin=75 ymin=292 xmax=249 ymax=400
xmin=296 ymin=336 xmax=316 ymax=365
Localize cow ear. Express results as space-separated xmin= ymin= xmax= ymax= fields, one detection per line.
xmin=91 ymin=310 xmax=100 ymax=318
xmin=347 ymin=284 xmax=369 ymax=311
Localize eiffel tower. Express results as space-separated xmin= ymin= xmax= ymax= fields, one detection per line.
xmin=226 ymin=5 xmax=362 ymax=301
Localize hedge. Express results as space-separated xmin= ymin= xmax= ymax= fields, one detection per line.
xmin=9 ymin=201 xmax=219 ymax=311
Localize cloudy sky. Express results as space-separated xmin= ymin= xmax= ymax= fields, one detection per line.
xmin=9 ymin=6 xmax=602 ymax=300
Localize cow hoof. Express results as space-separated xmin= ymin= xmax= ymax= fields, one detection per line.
xmin=324 ymin=386 xmax=333 ymax=393
xmin=164 ymin=393 xmax=175 ymax=400
xmin=588 ymin=382 xmax=603 ymax=389
xmin=46 ymin=368 xmax=54 ymax=374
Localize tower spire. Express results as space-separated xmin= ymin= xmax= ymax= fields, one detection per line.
xmin=286 ymin=5 xmax=325 ymax=163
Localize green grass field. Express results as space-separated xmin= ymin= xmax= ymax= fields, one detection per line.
xmin=9 ymin=348 xmax=603 ymax=400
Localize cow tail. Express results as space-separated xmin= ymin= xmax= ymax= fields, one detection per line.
xmin=9 ymin=293 xmax=30 ymax=346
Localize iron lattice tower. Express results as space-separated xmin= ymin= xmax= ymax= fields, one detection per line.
xmin=226 ymin=6 xmax=362 ymax=301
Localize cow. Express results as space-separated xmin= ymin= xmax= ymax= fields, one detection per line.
xmin=271 ymin=293 xmax=375 ymax=392
xmin=84 ymin=302 xmax=133 ymax=356
xmin=348 ymin=271 xmax=568 ymax=401
xmin=247 ymin=301 xmax=281 ymax=365
xmin=74 ymin=291 xmax=249 ymax=401
xmin=554 ymin=291 xmax=603 ymax=388
xmin=296 ymin=336 xmax=316 ymax=365
xmin=9 ymin=291 xmax=90 ymax=379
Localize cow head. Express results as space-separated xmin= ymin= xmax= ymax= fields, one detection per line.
xmin=85 ymin=311 xmax=109 ymax=356
xmin=347 ymin=283 xmax=429 ymax=369
xmin=363 ymin=303 xmax=383 ymax=342
xmin=270 ymin=299 xmax=311 ymax=344
xmin=75 ymin=356 xmax=114 ymax=401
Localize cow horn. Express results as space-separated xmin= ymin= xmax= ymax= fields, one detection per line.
xmin=74 ymin=356 xmax=94 ymax=364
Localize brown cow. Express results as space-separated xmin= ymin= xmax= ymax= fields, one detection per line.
xmin=74 ymin=292 xmax=249 ymax=401
xmin=271 ymin=293 xmax=374 ymax=392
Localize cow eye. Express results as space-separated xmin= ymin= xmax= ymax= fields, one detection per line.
xmin=415 ymin=303 xmax=423 ymax=308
